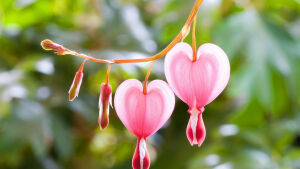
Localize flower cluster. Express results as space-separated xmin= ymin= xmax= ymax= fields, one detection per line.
xmin=41 ymin=0 xmax=230 ymax=168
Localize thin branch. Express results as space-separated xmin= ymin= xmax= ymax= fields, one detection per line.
xmin=41 ymin=0 xmax=204 ymax=64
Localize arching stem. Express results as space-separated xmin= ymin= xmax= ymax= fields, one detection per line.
xmin=143 ymin=61 xmax=154 ymax=94
xmin=41 ymin=0 xmax=204 ymax=64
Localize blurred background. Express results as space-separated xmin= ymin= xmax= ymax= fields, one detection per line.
xmin=0 ymin=0 xmax=300 ymax=169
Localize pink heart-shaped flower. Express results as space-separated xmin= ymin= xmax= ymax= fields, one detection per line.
xmin=164 ymin=42 xmax=230 ymax=146
xmin=114 ymin=79 xmax=175 ymax=169
xmin=165 ymin=42 xmax=230 ymax=108
xmin=114 ymin=79 xmax=175 ymax=138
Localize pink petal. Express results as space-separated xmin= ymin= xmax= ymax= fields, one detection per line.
xmin=164 ymin=42 xmax=230 ymax=108
xmin=132 ymin=138 xmax=150 ymax=169
xmin=114 ymin=79 xmax=175 ymax=138
xmin=186 ymin=107 xmax=206 ymax=147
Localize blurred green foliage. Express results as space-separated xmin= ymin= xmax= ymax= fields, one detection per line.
xmin=0 ymin=0 xmax=300 ymax=169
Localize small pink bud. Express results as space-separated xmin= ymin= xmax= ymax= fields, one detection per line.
xmin=68 ymin=60 xmax=86 ymax=101
xmin=68 ymin=71 xmax=83 ymax=101
xmin=98 ymin=83 xmax=112 ymax=130
xmin=41 ymin=39 xmax=68 ymax=55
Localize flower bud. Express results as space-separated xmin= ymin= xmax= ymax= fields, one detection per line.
xmin=98 ymin=83 xmax=112 ymax=130
xmin=68 ymin=60 xmax=86 ymax=101
xmin=41 ymin=39 xmax=68 ymax=55
xmin=68 ymin=71 xmax=83 ymax=101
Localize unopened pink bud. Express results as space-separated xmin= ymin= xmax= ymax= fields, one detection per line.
xmin=41 ymin=39 xmax=68 ymax=55
xmin=68 ymin=60 xmax=86 ymax=101
xmin=68 ymin=71 xmax=83 ymax=101
xmin=98 ymin=83 xmax=112 ymax=130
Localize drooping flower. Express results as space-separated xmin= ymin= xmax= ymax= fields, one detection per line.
xmin=68 ymin=60 xmax=86 ymax=101
xmin=98 ymin=83 xmax=112 ymax=130
xmin=164 ymin=42 xmax=230 ymax=146
xmin=114 ymin=79 xmax=175 ymax=169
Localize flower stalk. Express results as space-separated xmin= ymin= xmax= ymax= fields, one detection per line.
xmin=143 ymin=62 xmax=154 ymax=94
xmin=192 ymin=14 xmax=197 ymax=62
xmin=41 ymin=0 xmax=204 ymax=64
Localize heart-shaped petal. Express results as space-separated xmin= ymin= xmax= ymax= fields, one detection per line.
xmin=164 ymin=42 xmax=230 ymax=108
xmin=114 ymin=79 xmax=175 ymax=138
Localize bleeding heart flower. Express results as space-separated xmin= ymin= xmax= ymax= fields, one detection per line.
xmin=98 ymin=83 xmax=112 ymax=130
xmin=164 ymin=42 xmax=230 ymax=146
xmin=114 ymin=79 xmax=175 ymax=169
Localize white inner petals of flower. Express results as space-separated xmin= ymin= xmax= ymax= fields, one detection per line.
xmin=190 ymin=104 xmax=200 ymax=144
xmin=139 ymin=138 xmax=147 ymax=169
xmin=109 ymin=92 xmax=113 ymax=108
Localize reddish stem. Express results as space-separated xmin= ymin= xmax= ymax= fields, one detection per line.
xmin=192 ymin=14 xmax=197 ymax=62
xmin=41 ymin=0 xmax=204 ymax=64
xmin=143 ymin=62 xmax=154 ymax=94
xmin=105 ymin=63 xmax=112 ymax=84
xmin=79 ymin=59 xmax=87 ymax=72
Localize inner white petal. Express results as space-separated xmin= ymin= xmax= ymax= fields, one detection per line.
xmin=190 ymin=104 xmax=200 ymax=144
xmin=139 ymin=138 xmax=147 ymax=169
xmin=109 ymin=92 xmax=113 ymax=108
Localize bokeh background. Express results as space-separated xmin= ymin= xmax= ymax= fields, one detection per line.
xmin=1 ymin=0 xmax=300 ymax=169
